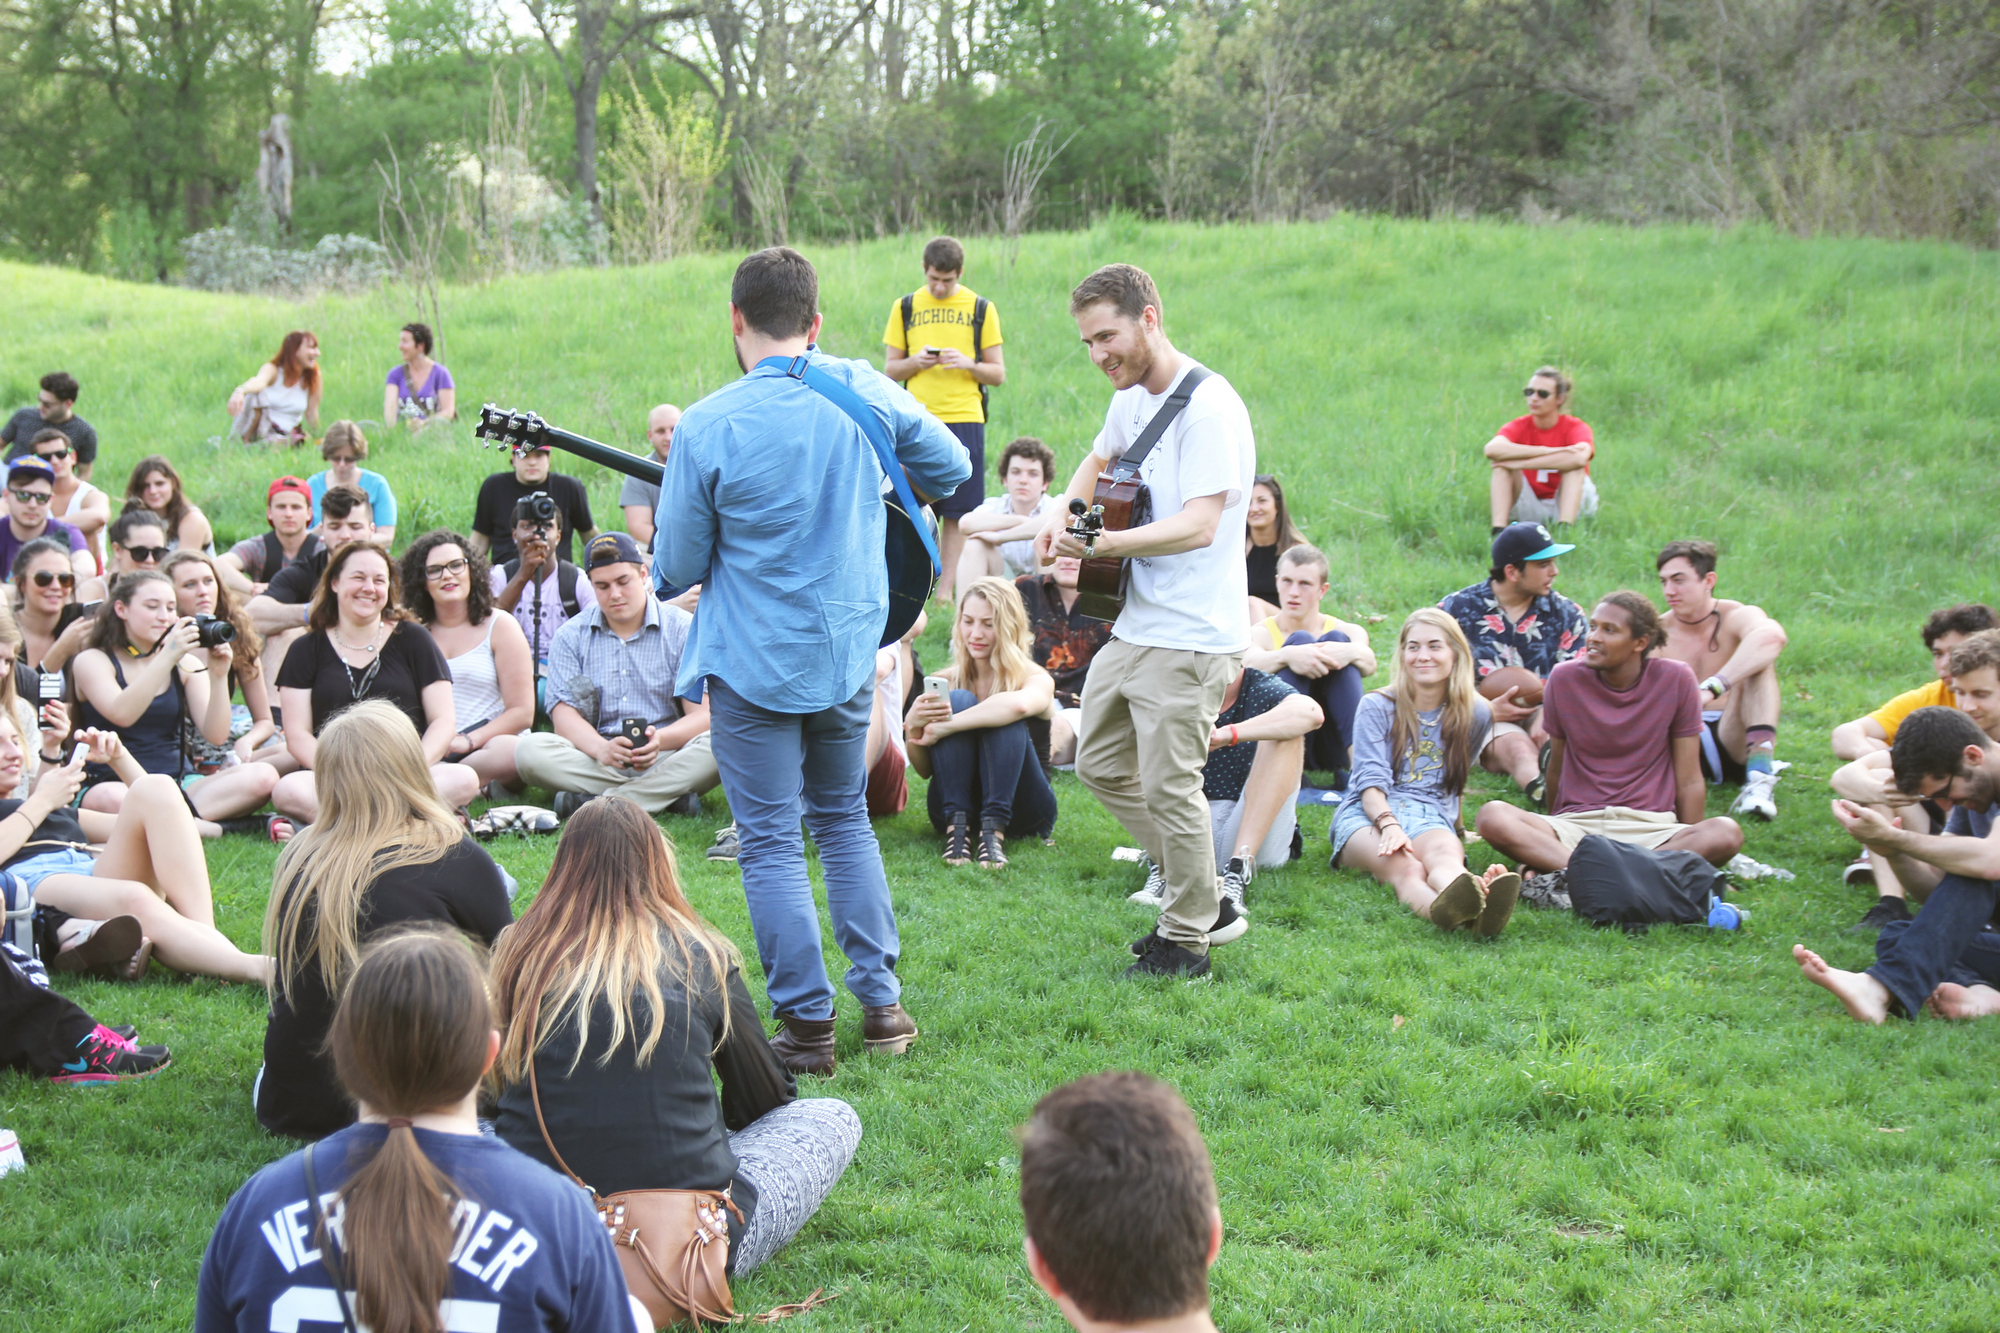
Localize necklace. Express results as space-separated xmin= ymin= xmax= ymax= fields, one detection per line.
xmin=331 ymin=621 xmax=383 ymax=656
xmin=332 ymin=622 xmax=386 ymax=701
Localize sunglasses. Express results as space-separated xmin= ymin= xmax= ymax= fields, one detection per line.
xmin=35 ymin=448 xmax=68 ymax=461
xmin=1523 ymin=387 xmax=1555 ymax=400
xmin=424 ymin=557 xmax=470 ymax=580
xmin=120 ymin=545 xmax=170 ymax=563
xmin=28 ymin=570 xmax=74 ymax=589
xmin=9 ymin=489 xmax=51 ymax=505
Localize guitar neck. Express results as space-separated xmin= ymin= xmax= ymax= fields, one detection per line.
xmin=527 ymin=423 xmax=664 ymax=486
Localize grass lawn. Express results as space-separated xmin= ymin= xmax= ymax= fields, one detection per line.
xmin=3 ymin=217 xmax=1999 ymax=1331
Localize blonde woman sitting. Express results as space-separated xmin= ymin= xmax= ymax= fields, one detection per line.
xmin=1332 ymin=608 xmax=1522 ymax=935
xmin=905 ymin=576 xmax=1057 ymax=869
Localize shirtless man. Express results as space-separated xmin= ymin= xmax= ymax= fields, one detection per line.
xmin=1656 ymin=539 xmax=1788 ymax=821
xmin=1243 ymin=543 xmax=1374 ymax=785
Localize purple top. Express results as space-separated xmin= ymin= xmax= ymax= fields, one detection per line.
xmin=385 ymin=361 xmax=455 ymax=417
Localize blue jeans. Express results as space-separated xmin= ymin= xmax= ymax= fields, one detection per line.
xmin=1275 ymin=630 xmax=1365 ymax=783
xmin=923 ymin=690 xmax=1058 ymax=838
xmin=1868 ymin=872 xmax=2000 ymax=1017
xmin=706 ymin=678 xmax=900 ymax=1022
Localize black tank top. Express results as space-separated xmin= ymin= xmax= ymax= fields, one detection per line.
xmin=75 ymin=649 xmax=185 ymax=780
xmin=1246 ymin=542 xmax=1280 ymax=605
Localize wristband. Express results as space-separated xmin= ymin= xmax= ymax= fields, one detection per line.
xmin=38 ymin=752 xmax=59 ymax=765
xmin=1228 ymin=725 xmax=1240 ymax=747
xmin=1701 ymin=674 xmax=1729 ymax=699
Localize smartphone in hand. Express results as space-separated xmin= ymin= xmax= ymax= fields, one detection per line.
xmin=923 ymin=675 xmax=950 ymax=698
xmin=621 ymin=718 xmax=649 ymax=745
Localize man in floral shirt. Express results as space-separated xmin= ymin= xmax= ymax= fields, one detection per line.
xmin=1437 ymin=522 xmax=1588 ymax=802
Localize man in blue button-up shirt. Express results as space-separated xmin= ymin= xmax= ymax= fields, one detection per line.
xmin=656 ymin=247 xmax=969 ymax=1076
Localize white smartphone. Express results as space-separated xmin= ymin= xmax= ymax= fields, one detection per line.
xmin=922 ymin=674 xmax=951 ymax=699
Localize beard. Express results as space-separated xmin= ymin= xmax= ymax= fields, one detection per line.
xmin=732 ymin=334 xmax=748 ymax=374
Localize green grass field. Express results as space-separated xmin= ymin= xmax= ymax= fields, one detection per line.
xmin=3 ymin=217 xmax=1999 ymax=1331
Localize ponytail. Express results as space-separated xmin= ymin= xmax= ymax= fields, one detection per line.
xmin=325 ymin=928 xmax=493 ymax=1333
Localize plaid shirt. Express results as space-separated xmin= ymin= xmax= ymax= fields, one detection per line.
xmin=545 ymin=595 xmax=692 ymax=736
xmin=1436 ymin=580 xmax=1587 ymax=680
xmin=1016 ymin=574 xmax=1114 ymax=708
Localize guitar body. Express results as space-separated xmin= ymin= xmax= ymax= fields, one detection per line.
xmin=1073 ymin=474 xmax=1149 ymax=623
xmin=475 ymin=404 xmax=934 ymax=647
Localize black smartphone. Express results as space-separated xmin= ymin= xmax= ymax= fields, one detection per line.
xmin=54 ymin=600 xmax=100 ymax=635
xmin=621 ymin=718 xmax=648 ymax=745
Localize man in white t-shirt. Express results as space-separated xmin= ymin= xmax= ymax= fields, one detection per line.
xmin=954 ymin=436 xmax=1056 ymax=594
xmin=1036 ymin=263 xmax=1256 ymax=980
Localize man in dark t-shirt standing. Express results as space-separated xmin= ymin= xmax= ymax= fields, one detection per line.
xmin=1475 ymin=591 xmax=1743 ymax=886
xmin=1 ymin=372 xmax=98 ymax=480
xmin=468 ymin=443 xmax=596 ymax=566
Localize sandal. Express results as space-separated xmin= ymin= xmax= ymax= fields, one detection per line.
xmin=942 ymin=813 xmax=972 ymax=867
xmin=976 ymin=819 xmax=1007 ymax=870
xmin=52 ymin=915 xmax=144 ymax=977
xmin=1429 ymin=871 xmax=1486 ymax=932
xmin=1478 ymin=871 xmax=1522 ymax=937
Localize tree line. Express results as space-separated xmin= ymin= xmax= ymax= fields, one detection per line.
xmin=3 ymin=0 xmax=1997 ymax=283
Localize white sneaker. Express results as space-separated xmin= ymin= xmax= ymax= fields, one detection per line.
xmin=1731 ymin=770 xmax=1779 ymax=821
xmin=1127 ymin=859 xmax=1165 ymax=907
xmin=1219 ymin=856 xmax=1252 ymax=912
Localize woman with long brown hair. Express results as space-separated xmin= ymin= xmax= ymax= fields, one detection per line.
xmin=491 ymin=796 xmax=860 ymax=1279
xmin=1243 ymin=473 xmax=1307 ymax=614
xmin=163 ymin=550 xmax=286 ymax=773
xmin=256 ymin=701 xmax=511 ymax=1139
xmin=226 ymin=330 xmax=322 ymax=444
xmin=1332 ymin=608 xmax=1522 ymax=935
xmin=198 ymin=928 xmax=633 ymax=1333
xmin=123 ymin=455 xmax=213 ymax=554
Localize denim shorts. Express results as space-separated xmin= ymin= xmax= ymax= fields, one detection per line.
xmin=1330 ymin=795 xmax=1457 ymax=862
xmin=11 ymin=846 xmax=99 ymax=893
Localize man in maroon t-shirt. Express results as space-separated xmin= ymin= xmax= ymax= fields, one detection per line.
xmin=1483 ymin=366 xmax=1597 ymax=534
xmin=1475 ymin=591 xmax=1743 ymax=879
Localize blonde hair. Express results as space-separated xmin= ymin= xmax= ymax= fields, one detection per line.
xmin=952 ymin=576 xmax=1035 ymax=696
xmin=1383 ymin=607 xmax=1481 ymax=797
xmin=263 ymin=700 xmax=465 ymax=1003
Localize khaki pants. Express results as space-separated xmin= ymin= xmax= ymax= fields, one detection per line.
xmin=515 ymin=731 xmax=720 ymax=815
xmin=1076 ymin=638 xmax=1240 ymax=953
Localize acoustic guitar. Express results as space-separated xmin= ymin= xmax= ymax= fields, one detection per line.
xmin=473 ymin=404 xmax=938 ymax=647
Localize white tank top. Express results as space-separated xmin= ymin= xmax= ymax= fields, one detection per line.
xmin=445 ymin=618 xmax=508 ymax=730
xmin=257 ymin=379 xmax=310 ymax=432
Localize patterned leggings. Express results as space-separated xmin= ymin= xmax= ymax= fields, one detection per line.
xmin=730 ymin=1097 xmax=862 ymax=1275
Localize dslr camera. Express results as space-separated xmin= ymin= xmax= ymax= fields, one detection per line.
xmin=194 ymin=614 xmax=237 ymax=648
xmin=520 ymin=491 xmax=558 ymax=538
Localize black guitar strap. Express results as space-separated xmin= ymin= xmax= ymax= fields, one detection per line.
xmin=1108 ymin=365 xmax=1213 ymax=483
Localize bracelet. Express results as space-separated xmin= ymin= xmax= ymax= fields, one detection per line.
xmin=1372 ymin=811 xmax=1399 ymax=829
xmin=1228 ymin=725 xmax=1240 ymax=746
xmin=37 ymin=753 xmax=59 ymax=765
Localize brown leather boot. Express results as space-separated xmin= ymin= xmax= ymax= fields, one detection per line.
xmin=768 ymin=1012 xmax=837 ymax=1077
xmin=862 ymin=1002 xmax=919 ymax=1055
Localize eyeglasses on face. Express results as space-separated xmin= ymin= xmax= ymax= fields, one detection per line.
xmin=9 ymin=489 xmax=52 ymax=505
xmin=29 ymin=570 xmax=74 ymax=588
xmin=1523 ymin=387 xmax=1555 ymax=400
xmin=424 ymin=557 xmax=470 ymax=580
xmin=120 ymin=545 xmax=169 ymax=563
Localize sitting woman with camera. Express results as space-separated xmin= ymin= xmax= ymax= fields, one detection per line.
xmin=0 ymin=716 xmax=271 ymax=983
xmin=905 ymin=576 xmax=1057 ymax=869
xmin=199 ymin=929 xmax=634 ymax=1333
xmin=257 ymin=701 xmax=511 ymax=1140
xmin=272 ymin=542 xmax=481 ymax=824
xmin=71 ymin=571 xmax=282 ymax=830
xmin=163 ymin=551 xmax=287 ymax=776
xmin=492 ymin=797 xmax=859 ymax=1280
xmin=399 ymin=531 xmax=532 ymax=798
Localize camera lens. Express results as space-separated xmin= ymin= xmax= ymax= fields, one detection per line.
xmin=195 ymin=614 xmax=237 ymax=648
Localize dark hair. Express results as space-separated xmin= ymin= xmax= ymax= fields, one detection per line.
xmin=1891 ymin=706 xmax=1992 ymax=795
xmin=272 ymin=330 xmax=321 ymax=393
xmin=124 ymin=455 xmax=191 ymax=534
xmin=87 ymin=570 xmax=174 ymax=658
xmin=11 ymin=535 xmax=73 ymax=589
xmin=997 ymin=437 xmax=1056 ymax=486
xmin=1019 ymin=1072 xmax=1215 ymax=1323
xmin=309 ymin=542 xmax=407 ymax=634
xmin=1923 ymin=603 xmax=1999 ymax=650
xmin=402 ymin=322 xmax=434 ymax=356
xmin=39 ymin=371 xmax=79 ymax=404
xmin=163 ymin=549 xmax=262 ymax=676
xmin=28 ymin=428 xmax=68 ymax=451
xmin=1250 ymin=473 xmax=1306 ymax=551
xmin=1069 ymin=263 xmax=1163 ymax=325
xmin=320 ymin=483 xmax=372 ymax=523
xmin=107 ymin=508 xmax=167 ymax=551
xmin=922 ymin=236 xmax=966 ymax=273
xmin=1529 ymin=365 xmax=1573 ymax=400
xmin=1655 ymin=539 xmax=1719 ymax=579
xmin=1948 ymin=628 xmax=2000 ymax=681
xmin=398 ymin=530 xmax=492 ymax=627
xmin=1595 ymin=591 xmax=1665 ymax=657
xmin=731 ymin=247 xmax=818 ymax=339
xmin=327 ymin=927 xmax=494 ymax=1333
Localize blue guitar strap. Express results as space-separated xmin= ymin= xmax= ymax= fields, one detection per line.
xmin=757 ymin=353 xmax=941 ymax=576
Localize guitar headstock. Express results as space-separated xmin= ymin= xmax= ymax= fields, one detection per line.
xmin=475 ymin=404 xmax=550 ymax=460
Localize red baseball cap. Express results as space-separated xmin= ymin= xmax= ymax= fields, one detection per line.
xmin=267 ymin=476 xmax=311 ymax=503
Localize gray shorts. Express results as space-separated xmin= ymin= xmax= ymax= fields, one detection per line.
xmin=1209 ymin=795 xmax=1297 ymax=871
xmin=1511 ymin=474 xmax=1599 ymax=522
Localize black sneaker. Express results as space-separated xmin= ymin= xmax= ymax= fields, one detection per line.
xmin=50 ymin=1025 xmax=171 ymax=1086
xmin=1208 ymin=893 xmax=1249 ymax=945
xmin=1848 ymin=895 xmax=1913 ymax=934
xmin=552 ymin=790 xmax=597 ymax=821
xmin=1122 ymin=932 xmax=1211 ymax=979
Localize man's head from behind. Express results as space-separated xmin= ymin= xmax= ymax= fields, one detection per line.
xmin=1019 ymin=1072 xmax=1221 ymax=1329
xmin=1948 ymin=629 xmax=2000 ymax=740
xmin=319 ymin=484 xmax=376 ymax=547
xmin=731 ymin=247 xmax=821 ymax=359
xmin=1891 ymin=705 xmax=1998 ymax=804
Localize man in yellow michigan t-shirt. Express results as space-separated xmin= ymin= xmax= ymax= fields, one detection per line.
xmin=884 ymin=235 xmax=1006 ymax=603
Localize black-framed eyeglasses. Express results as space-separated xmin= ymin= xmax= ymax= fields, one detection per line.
xmin=29 ymin=570 xmax=74 ymax=588
xmin=9 ymin=489 xmax=52 ymax=505
xmin=424 ymin=557 xmax=470 ymax=580
xmin=121 ymin=545 xmax=169 ymax=563
xmin=35 ymin=447 xmax=68 ymax=461
xmin=1523 ymin=387 xmax=1555 ymax=400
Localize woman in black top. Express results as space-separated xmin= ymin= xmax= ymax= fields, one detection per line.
xmin=257 ymin=700 xmax=512 ymax=1140
xmin=1244 ymin=473 xmax=1307 ymax=615
xmin=71 ymin=569 xmax=282 ymax=828
xmin=491 ymin=797 xmax=860 ymax=1277
xmin=271 ymin=541 xmax=481 ymax=824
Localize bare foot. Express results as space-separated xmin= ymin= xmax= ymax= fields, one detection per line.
xmin=121 ymin=937 xmax=154 ymax=982
xmin=271 ymin=817 xmax=294 ymax=843
xmin=1794 ymin=943 xmax=1891 ymax=1024
xmin=1926 ymin=982 xmax=2000 ymax=1021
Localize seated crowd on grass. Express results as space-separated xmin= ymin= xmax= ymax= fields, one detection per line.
xmin=5 ymin=236 xmax=1994 ymax=1333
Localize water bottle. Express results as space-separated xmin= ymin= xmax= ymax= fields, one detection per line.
xmin=1707 ymin=894 xmax=1747 ymax=930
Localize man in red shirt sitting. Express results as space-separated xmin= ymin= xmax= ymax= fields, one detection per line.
xmin=1483 ymin=365 xmax=1596 ymax=536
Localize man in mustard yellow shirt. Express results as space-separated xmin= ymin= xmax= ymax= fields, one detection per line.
xmin=884 ymin=236 xmax=1006 ymax=603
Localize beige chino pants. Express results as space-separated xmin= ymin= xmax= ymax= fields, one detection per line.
xmin=1075 ymin=638 xmax=1241 ymax=954
xmin=515 ymin=731 xmax=721 ymax=815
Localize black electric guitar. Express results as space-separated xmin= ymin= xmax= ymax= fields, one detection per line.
xmin=474 ymin=404 xmax=937 ymax=647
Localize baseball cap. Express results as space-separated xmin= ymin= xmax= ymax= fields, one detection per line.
xmin=6 ymin=459 xmax=55 ymax=489
xmin=1491 ymin=521 xmax=1574 ymax=571
xmin=584 ymin=532 xmax=645 ymax=571
xmin=267 ymin=475 xmax=311 ymax=503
